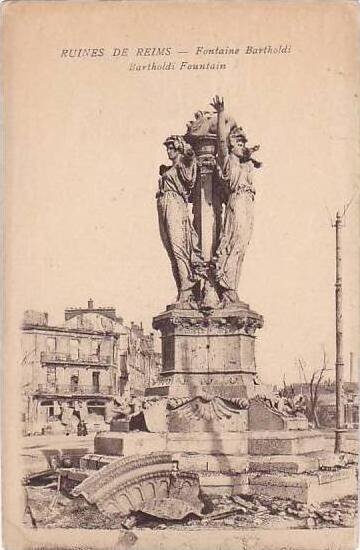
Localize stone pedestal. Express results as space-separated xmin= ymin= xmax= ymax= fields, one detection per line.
xmin=65 ymin=430 xmax=357 ymax=505
xmin=149 ymin=303 xmax=263 ymax=402
xmin=94 ymin=430 xmax=326 ymax=459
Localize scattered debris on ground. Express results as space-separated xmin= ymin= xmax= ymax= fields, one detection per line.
xmin=25 ymin=485 xmax=358 ymax=530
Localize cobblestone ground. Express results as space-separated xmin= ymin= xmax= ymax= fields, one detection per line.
xmin=25 ymin=483 xmax=358 ymax=531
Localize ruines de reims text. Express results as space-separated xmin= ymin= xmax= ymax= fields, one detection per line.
xmin=60 ymin=45 xmax=292 ymax=71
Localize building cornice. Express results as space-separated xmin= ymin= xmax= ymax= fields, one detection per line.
xmin=22 ymin=323 xmax=120 ymax=338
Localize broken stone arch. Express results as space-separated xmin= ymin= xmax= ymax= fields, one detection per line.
xmin=71 ymin=452 xmax=204 ymax=519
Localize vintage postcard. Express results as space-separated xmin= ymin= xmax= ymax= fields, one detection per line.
xmin=2 ymin=1 xmax=359 ymax=549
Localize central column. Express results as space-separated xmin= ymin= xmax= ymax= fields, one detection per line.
xmin=189 ymin=135 xmax=220 ymax=262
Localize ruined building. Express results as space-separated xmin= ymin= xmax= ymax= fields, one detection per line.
xmin=21 ymin=300 xmax=160 ymax=434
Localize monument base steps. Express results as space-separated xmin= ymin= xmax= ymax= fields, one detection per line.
xmin=56 ymin=430 xmax=358 ymax=506
xmin=234 ymin=468 xmax=357 ymax=504
xmin=94 ymin=430 xmax=325 ymax=458
xmin=94 ymin=431 xmax=249 ymax=457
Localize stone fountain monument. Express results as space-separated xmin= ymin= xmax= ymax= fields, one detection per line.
xmin=148 ymin=96 xmax=263 ymax=431
xmin=61 ymin=98 xmax=356 ymax=519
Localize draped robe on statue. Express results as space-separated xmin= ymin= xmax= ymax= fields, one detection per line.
xmin=156 ymin=155 xmax=204 ymax=299
xmin=212 ymin=152 xmax=255 ymax=297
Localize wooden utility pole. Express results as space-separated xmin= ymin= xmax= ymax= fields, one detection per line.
xmin=349 ymin=351 xmax=354 ymax=383
xmin=334 ymin=211 xmax=346 ymax=453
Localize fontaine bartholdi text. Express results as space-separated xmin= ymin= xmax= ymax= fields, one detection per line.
xmin=59 ymin=44 xmax=292 ymax=61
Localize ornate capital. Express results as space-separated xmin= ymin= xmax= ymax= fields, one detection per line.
xmin=153 ymin=309 xmax=263 ymax=336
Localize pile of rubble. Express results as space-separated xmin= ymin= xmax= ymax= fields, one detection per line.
xmin=192 ymin=494 xmax=358 ymax=529
xmin=25 ymin=484 xmax=357 ymax=530
xmin=122 ymin=493 xmax=357 ymax=530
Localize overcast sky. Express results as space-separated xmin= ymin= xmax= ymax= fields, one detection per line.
xmin=6 ymin=2 xmax=359 ymax=384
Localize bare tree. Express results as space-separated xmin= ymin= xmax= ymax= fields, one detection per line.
xmin=297 ymin=351 xmax=329 ymax=427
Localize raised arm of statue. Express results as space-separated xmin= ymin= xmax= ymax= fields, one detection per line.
xmin=210 ymin=96 xmax=227 ymax=169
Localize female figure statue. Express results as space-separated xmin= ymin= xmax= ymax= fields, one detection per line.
xmin=210 ymin=96 xmax=261 ymax=306
xmin=156 ymin=135 xmax=205 ymax=308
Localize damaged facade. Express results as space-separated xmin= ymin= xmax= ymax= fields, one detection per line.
xmin=22 ymin=300 xmax=160 ymax=434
